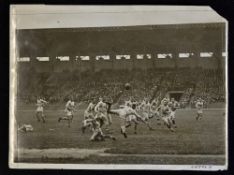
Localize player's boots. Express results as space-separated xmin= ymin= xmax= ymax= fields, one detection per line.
xmin=36 ymin=114 xmax=40 ymax=122
xmin=196 ymin=115 xmax=200 ymax=121
xmin=171 ymin=128 xmax=175 ymax=132
xmin=149 ymin=126 xmax=155 ymax=131
xmin=81 ymin=126 xmax=86 ymax=133
xmin=42 ymin=115 xmax=46 ymax=123
xmin=172 ymin=120 xmax=177 ymax=128
xmin=120 ymin=128 xmax=128 ymax=138
xmin=170 ymin=126 xmax=175 ymax=132
xmin=111 ymin=136 xmax=116 ymax=141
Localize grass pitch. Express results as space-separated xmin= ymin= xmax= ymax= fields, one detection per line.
xmin=14 ymin=104 xmax=226 ymax=164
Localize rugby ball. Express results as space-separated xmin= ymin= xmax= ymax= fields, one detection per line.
xmin=125 ymin=83 xmax=131 ymax=90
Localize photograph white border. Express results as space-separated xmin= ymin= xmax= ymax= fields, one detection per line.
xmin=9 ymin=5 xmax=228 ymax=171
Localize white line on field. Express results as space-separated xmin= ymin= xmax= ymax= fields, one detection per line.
xmin=99 ymin=153 xmax=225 ymax=158
xmin=17 ymin=148 xmax=225 ymax=159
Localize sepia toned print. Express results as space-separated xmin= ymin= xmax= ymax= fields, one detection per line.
xmin=9 ymin=5 xmax=227 ymax=170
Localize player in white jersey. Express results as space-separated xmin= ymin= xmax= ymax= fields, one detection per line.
xmin=88 ymin=117 xmax=116 ymax=141
xmin=159 ymin=99 xmax=175 ymax=132
xmin=138 ymin=99 xmax=155 ymax=129
xmin=195 ymin=98 xmax=204 ymax=120
xmin=106 ymin=102 xmax=153 ymax=138
xmin=58 ymin=99 xmax=75 ymax=127
xmin=150 ymin=99 xmax=161 ymax=125
xmin=122 ymin=100 xmax=140 ymax=134
xmin=82 ymin=100 xmax=96 ymax=133
xmin=18 ymin=124 xmax=34 ymax=132
xmin=84 ymin=101 xmax=95 ymax=119
xmin=35 ymin=98 xmax=48 ymax=123
xmin=94 ymin=98 xmax=110 ymax=127
xmin=145 ymin=100 xmax=151 ymax=117
xmin=168 ymin=98 xmax=179 ymax=128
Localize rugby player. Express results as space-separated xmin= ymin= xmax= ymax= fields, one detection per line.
xmin=94 ymin=97 xmax=113 ymax=128
xmin=106 ymin=101 xmax=153 ymax=138
xmin=168 ymin=98 xmax=179 ymax=128
xmin=81 ymin=100 xmax=96 ymax=133
xmin=58 ymin=99 xmax=75 ymax=127
xmin=88 ymin=117 xmax=116 ymax=141
xmin=35 ymin=98 xmax=48 ymax=123
xmin=195 ymin=98 xmax=204 ymax=120
xmin=159 ymin=98 xmax=175 ymax=132
xmin=18 ymin=124 xmax=34 ymax=132
xmin=150 ymin=99 xmax=161 ymax=125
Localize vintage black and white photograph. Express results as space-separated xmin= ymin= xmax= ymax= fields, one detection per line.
xmin=9 ymin=5 xmax=227 ymax=170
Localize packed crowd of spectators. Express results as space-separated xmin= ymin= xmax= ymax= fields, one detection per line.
xmin=17 ymin=68 xmax=225 ymax=106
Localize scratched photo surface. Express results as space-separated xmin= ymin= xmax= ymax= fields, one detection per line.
xmin=9 ymin=5 xmax=227 ymax=170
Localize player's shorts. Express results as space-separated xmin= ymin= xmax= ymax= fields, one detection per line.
xmin=19 ymin=124 xmax=34 ymax=132
xmin=84 ymin=111 xmax=94 ymax=119
xmin=25 ymin=125 xmax=34 ymax=131
xmin=126 ymin=115 xmax=137 ymax=122
xmin=197 ymin=109 xmax=203 ymax=114
xmin=36 ymin=106 xmax=43 ymax=112
xmin=149 ymin=111 xmax=159 ymax=119
xmin=95 ymin=112 xmax=108 ymax=125
xmin=95 ymin=112 xmax=106 ymax=119
xmin=83 ymin=118 xmax=93 ymax=127
xmin=170 ymin=111 xmax=176 ymax=120
xmin=161 ymin=115 xmax=171 ymax=125
xmin=142 ymin=112 xmax=150 ymax=121
xmin=66 ymin=110 xmax=73 ymax=116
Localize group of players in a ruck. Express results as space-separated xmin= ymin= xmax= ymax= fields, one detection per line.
xmin=32 ymin=89 xmax=205 ymax=141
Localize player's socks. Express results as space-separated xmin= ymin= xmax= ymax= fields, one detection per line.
xmin=157 ymin=121 xmax=161 ymax=125
xmin=120 ymin=128 xmax=127 ymax=138
xmin=36 ymin=115 xmax=40 ymax=122
xmin=81 ymin=126 xmax=86 ymax=133
xmin=172 ymin=120 xmax=177 ymax=127
xmin=134 ymin=124 xmax=137 ymax=134
xmin=172 ymin=120 xmax=175 ymax=125
xmin=125 ymin=124 xmax=131 ymax=128
xmin=42 ymin=116 xmax=45 ymax=123
xmin=123 ymin=132 xmax=127 ymax=138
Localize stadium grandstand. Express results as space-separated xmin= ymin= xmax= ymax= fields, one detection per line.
xmin=15 ymin=6 xmax=226 ymax=107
